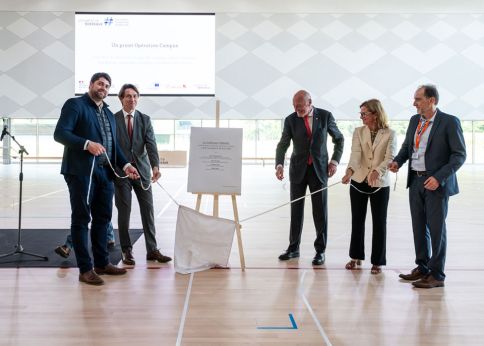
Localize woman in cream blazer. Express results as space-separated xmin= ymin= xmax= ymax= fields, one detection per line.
xmin=342 ymin=99 xmax=397 ymax=274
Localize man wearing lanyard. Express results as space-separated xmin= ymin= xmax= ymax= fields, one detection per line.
xmin=389 ymin=85 xmax=466 ymax=288
xmin=275 ymin=90 xmax=344 ymax=265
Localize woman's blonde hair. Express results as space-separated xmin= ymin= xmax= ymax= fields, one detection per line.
xmin=360 ymin=99 xmax=389 ymax=129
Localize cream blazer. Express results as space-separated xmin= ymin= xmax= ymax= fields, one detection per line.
xmin=347 ymin=126 xmax=397 ymax=187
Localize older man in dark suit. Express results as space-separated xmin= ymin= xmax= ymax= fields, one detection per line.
xmin=54 ymin=72 xmax=139 ymax=286
xmin=389 ymin=84 xmax=466 ymax=288
xmin=275 ymin=90 xmax=344 ymax=265
xmin=114 ymin=84 xmax=172 ymax=266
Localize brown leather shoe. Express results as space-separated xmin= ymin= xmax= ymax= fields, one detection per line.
xmin=79 ymin=270 xmax=104 ymax=286
xmin=122 ymin=249 xmax=136 ymax=265
xmin=54 ymin=245 xmax=71 ymax=258
xmin=412 ymin=274 xmax=445 ymax=288
xmin=399 ymin=267 xmax=426 ymax=281
xmin=146 ymin=249 xmax=172 ymax=263
xmin=94 ymin=263 xmax=127 ymax=275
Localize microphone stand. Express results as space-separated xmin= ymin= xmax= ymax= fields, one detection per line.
xmin=0 ymin=129 xmax=48 ymax=261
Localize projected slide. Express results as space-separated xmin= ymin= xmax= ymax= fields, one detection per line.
xmin=75 ymin=13 xmax=215 ymax=96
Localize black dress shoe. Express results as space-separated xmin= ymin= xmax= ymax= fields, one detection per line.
xmin=312 ymin=252 xmax=325 ymax=265
xmin=278 ymin=250 xmax=300 ymax=261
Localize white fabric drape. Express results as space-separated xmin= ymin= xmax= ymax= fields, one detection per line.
xmin=174 ymin=205 xmax=235 ymax=274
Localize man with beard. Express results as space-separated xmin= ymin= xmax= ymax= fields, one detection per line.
xmin=54 ymin=72 xmax=139 ymax=285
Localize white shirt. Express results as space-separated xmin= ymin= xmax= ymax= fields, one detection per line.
xmin=277 ymin=107 xmax=337 ymax=169
xmin=411 ymin=110 xmax=436 ymax=171
xmin=122 ymin=109 xmax=136 ymax=130
xmin=300 ymin=107 xmax=314 ymax=132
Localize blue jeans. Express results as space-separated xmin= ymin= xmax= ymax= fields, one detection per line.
xmin=65 ymin=222 xmax=115 ymax=248
xmin=64 ymin=166 xmax=114 ymax=273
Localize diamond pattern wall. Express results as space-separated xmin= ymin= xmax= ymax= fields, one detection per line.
xmin=1 ymin=12 xmax=484 ymax=120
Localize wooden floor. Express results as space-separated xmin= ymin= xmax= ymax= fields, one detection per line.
xmin=1 ymin=163 xmax=483 ymax=345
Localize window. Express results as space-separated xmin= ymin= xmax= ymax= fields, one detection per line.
xmin=1 ymin=118 xmax=481 ymax=164
xmin=152 ymin=120 xmax=175 ymax=151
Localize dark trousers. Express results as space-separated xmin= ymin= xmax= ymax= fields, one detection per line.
xmin=64 ymin=165 xmax=113 ymax=274
xmin=288 ymin=165 xmax=328 ymax=253
xmin=115 ymin=178 xmax=157 ymax=252
xmin=349 ymin=180 xmax=389 ymax=265
xmin=409 ymin=173 xmax=448 ymax=281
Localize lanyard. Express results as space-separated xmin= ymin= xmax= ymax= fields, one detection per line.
xmin=415 ymin=118 xmax=431 ymax=149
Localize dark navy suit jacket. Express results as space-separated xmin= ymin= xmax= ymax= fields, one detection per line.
xmin=54 ymin=93 xmax=128 ymax=177
xmin=275 ymin=107 xmax=344 ymax=184
xmin=394 ymin=109 xmax=466 ymax=197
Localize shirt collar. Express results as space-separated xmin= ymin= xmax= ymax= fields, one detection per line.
xmin=420 ymin=109 xmax=437 ymax=123
xmin=307 ymin=107 xmax=314 ymax=118
xmin=297 ymin=106 xmax=314 ymax=118
xmin=122 ymin=109 xmax=136 ymax=117
xmin=85 ymin=93 xmax=107 ymax=109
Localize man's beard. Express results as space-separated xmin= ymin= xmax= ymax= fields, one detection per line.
xmin=93 ymin=90 xmax=106 ymax=99
xmin=90 ymin=89 xmax=107 ymax=101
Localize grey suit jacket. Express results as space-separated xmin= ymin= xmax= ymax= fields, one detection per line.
xmin=275 ymin=107 xmax=344 ymax=184
xmin=114 ymin=110 xmax=159 ymax=186
xmin=394 ymin=108 xmax=466 ymax=196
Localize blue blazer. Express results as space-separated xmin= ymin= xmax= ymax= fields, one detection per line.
xmin=54 ymin=93 xmax=128 ymax=177
xmin=276 ymin=107 xmax=344 ymax=184
xmin=394 ymin=109 xmax=466 ymax=196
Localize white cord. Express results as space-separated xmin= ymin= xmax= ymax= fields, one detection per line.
xmin=96 ymin=152 xmax=399 ymax=224
xmin=156 ymin=181 xmax=180 ymax=207
xmin=87 ymin=153 xmax=151 ymax=205
xmin=86 ymin=156 xmax=95 ymax=205
xmin=239 ymin=181 xmax=341 ymax=223
xmin=103 ymin=152 xmax=152 ymax=190
xmin=348 ymin=183 xmax=382 ymax=195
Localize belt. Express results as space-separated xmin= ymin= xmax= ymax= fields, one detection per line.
xmin=412 ymin=170 xmax=427 ymax=177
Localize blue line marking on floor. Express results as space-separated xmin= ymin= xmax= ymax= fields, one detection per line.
xmin=288 ymin=313 xmax=297 ymax=329
xmin=257 ymin=313 xmax=298 ymax=330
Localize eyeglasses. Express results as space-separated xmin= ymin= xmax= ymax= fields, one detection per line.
xmin=359 ymin=111 xmax=374 ymax=117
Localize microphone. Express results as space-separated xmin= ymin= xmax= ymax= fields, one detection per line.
xmin=1 ymin=126 xmax=7 ymax=141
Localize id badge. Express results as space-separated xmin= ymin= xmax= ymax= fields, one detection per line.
xmin=412 ymin=151 xmax=419 ymax=160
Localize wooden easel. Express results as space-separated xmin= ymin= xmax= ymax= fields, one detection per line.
xmin=193 ymin=100 xmax=246 ymax=271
